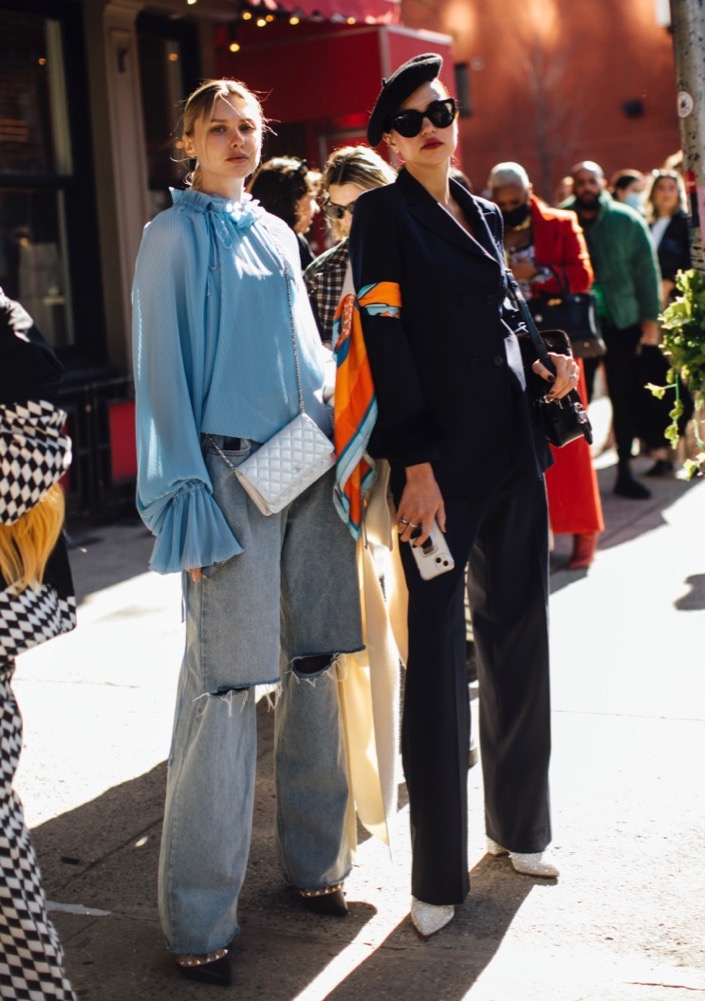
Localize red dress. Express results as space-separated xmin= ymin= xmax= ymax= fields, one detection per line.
xmin=529 ymin=197 xmax=604 ymax=536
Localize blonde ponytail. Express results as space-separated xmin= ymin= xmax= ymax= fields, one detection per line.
xmin=0 ymin=482 xmax=65 ymax=592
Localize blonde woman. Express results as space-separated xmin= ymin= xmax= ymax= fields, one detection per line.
xmin=304 ymin=145 xmax=396 ymax=347
xmin=132 ymin=79 xmax=362 ymax=984
xmin=0 ymin=289 xmax=77 ymax=1000
xmin=640 ymin=169 xmax=694 ymax=473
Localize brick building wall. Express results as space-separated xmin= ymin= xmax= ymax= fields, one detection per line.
xmin=402 ymin=0 xmax=681 ymax=200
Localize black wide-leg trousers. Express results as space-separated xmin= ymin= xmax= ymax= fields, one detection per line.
xmin=394 ymin=464 xmax=552 ymax=906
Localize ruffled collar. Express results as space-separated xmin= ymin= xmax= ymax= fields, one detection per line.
xmin=171 ymin=187 xmax=264 ymax=229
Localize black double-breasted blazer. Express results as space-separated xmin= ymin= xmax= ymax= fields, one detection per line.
xmin=349 ymin=168 xmax=550 ymax=498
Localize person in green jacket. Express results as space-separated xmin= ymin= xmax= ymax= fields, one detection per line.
xmin=564 ymin=161 xmax=662 ymax=499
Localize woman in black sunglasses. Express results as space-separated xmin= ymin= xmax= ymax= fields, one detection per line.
xmin=349 ymin=53 xmax=578 ymax=937
xmin=304 ymin=145 xmax=395 ymax=348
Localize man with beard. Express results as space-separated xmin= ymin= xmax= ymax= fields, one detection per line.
xmin=563 ymin=161 xmax=661 ymax=499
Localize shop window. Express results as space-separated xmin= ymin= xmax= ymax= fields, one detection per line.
xmin=137 ymin=12 xmax=200 ymax=217
xmin=0 ymin=186 xmax=72 ymax=347
xmin=0 ymin=9 xmax=74 ymax=348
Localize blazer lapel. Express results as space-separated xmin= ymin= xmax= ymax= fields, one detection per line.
xmin=453 ymin=182 xmax=506 ymax=266
xmin=397 ymin=169 xmax=502 ymax=267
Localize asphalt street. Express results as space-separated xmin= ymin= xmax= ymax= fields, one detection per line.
xmin=12 ymin=397 xmax=705 ymax=1001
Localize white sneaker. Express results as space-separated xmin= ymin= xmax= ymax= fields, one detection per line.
xmin=486 ymin=838 xmax=559 ymax=878
xmin=410 ymin=897 xmax=455 ymax=937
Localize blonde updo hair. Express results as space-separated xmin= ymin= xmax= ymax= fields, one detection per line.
xmin=0 ymin=482 xmax=65 ymax=592
xmin=180 ymin=79 xmax=267 ymax=191
xmin=321 ymin=145 xmax=396 ymax=240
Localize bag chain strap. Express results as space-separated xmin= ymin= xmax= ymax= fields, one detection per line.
xmin=269 ymin=229 xmax=306 ymax=416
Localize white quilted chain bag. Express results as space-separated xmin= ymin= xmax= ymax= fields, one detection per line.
xmin=213 ymin=237 xmax=335 ymax=516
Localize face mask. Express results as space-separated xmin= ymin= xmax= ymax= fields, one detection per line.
xmin=625 ymin=192 xmax=642 ymax=209
xmin=501 ymin=202 xmax=531 ymax=228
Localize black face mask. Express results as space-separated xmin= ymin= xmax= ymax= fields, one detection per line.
xmin=501 ymin=203 xmax=531 ymax=228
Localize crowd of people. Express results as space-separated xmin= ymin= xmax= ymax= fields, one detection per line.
xmin=1 ymin=52 xmax=696 ymax=996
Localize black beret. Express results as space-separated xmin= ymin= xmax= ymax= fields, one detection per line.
xmin=367 ymin=53 xmax=443 ymax=147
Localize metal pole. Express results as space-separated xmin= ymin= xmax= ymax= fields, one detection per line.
xmin=670 ymin=0 xmax=705 ymax=274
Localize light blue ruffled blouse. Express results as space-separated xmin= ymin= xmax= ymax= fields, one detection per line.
xmin=132 ymin=188 xmax=332 ymax=574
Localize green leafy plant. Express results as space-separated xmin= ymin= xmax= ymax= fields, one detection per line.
xmin=646 ymin=268 xmax=705 ymax=478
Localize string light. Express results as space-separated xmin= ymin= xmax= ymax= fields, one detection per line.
xmin=256 ymin=16 xmax=267 ymax=25
xmin=265 ymin=13 xmax=275 ymax=21
xmin=347 ymin=16 xmax=356 ymax=23
xmin=289 ymin=14 xmax=300 ymax=23
xmin=229 ymin=40 xmax=241 ymax=52
xmin=242 ymin=10 xmax=252 ymax=18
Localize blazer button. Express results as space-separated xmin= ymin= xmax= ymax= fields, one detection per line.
xmin=462 ymin=295 xmax=473 ymax=307
xmin=487 ymin=294 xmax=496 ymax=305
xmin=493 ymin=355 xmax=504 ymax=367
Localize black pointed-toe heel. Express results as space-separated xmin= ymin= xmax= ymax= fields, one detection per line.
xmin=176 ymin=948 xmax=232 ymax=986
xmin=298 ymin=882 xmax=348 ymax=917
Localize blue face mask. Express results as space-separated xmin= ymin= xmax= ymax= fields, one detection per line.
xmin=625 ymin=192 xmax=642 ymax=209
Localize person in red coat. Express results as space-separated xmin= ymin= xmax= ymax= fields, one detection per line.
xmin=489 ymin=162 xmax=604 ymax=569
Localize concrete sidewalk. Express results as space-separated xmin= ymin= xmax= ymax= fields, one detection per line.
xmin=13 ymin=417 xmax=705 ymax=1001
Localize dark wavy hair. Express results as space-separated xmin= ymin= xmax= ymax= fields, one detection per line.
xmin=248 ymin=157 xmax=312 ymax=230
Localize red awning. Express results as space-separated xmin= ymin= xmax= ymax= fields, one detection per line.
xmin=251 ymin=0 xmax=399 ymax=24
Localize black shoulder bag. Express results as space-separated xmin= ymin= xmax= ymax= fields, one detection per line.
xmin=528 ymin=268 xmax=606 ymax=359
xmin=507 ymin=277 xmax=593 ymax=448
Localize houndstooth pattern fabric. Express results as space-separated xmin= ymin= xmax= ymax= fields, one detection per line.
xmin=0 ymin=401 xmax=71 ymax=526
xmin=0 ymin=589 xmax=76 ymax=662
xmin=303 ymin=238 xmax=349 ymax=345
xmin=0 ymin=662 xmax=77 ymax=1000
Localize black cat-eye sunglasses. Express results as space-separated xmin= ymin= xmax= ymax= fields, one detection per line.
xmin=386 ymin=98 xmax=457 ymax=138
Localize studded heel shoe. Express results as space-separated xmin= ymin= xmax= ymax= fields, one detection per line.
xmin=298 ymin=881 xmax=348 ymax=917
xmin=176 ymin=947 xmax=231 ymax=986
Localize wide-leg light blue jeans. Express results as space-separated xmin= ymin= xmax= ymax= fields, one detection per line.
xmin=158 ymin=439 xmax=363 ymax=955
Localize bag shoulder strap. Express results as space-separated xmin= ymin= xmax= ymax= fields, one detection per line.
xmin=505 ymin=272 xmax=555 ymax=373
xmin=543 ymin=265 xmax=570 ymax=294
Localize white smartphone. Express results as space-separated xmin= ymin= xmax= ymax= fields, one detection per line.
xmin=410 ymin=521 xmax=455 ymax=580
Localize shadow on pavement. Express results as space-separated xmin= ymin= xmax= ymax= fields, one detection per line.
xmin=30 ymin=702 xmax=385 ymax=999
xmin=324 ymin=855 xmax=535 ymax=1001
xmin=674 ymin=573 xmax=705 ymax=611
xmin=548 ymin=458 xmax=700 ymax=597
xmin=594 ymin=458 xmax=699 ymax=550
xmin=31 ymin=691 xmax=539 ymax=1000
xmin=65 ymin=513 xmax=154 ymax=604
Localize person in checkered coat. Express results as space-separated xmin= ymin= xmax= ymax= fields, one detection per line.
xmin=0 ymin=288 xmax=77 ymax=1000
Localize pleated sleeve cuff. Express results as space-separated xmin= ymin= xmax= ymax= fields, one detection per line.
xmin=144 ymin=481 xmax=243 ymax=575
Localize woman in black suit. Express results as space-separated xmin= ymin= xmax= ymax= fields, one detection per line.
xmin=349 ymin=54 xmax=579 ymax=937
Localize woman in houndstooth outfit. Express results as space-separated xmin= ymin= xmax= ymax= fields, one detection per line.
xmin=0 ymin=288 xmax=77 ymax=999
